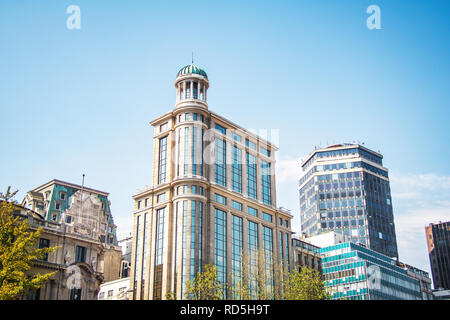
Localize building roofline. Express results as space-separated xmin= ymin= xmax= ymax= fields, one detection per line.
xmin=28 ymin=179 xmax=109 ymax=197
xmin=301 ymin=144 xmax=383 ymax=167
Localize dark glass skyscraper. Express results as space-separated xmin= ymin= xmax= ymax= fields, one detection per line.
xmin=299 ymin=144 xmax=398 ymax=258
xmin=425 ymin=221 xmax=450 ymax=290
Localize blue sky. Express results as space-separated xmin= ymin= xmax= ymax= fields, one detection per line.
xmin=1 ymin=1 xmax=449 ymax=286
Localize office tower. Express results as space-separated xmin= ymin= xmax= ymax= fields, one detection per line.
xmin=130 ymin=63 xmax=293 ymax=300
xmin=299 ymin=144 xmax=398 ymax=258
xmin=425 ymin=221 xmax=450 ymax=290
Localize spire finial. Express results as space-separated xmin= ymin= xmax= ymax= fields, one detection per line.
xmin=192 ymin=52 xmax=194 ymax=64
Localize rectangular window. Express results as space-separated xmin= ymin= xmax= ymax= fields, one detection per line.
xmin=157 ymin=193 xmax=166 ymax=203
xmin=231 ymin=200 xmax=243 ymax=211
xmin=261 ymin=160 xmax=272 ymax=205
xmin=39 ymin=238 xmax=50 ymax=261
xmin=160 ymin=122 xmax=168 ymax=132
xmin=70 ymin=288 xmax=82 ymax=300
xmin=75 ymin=246 xmax=87 ymax=263
xmin=158 ymin=136 xmax=168 ymax=184
xmin=214 ymin=193 xmax=227 ymax=205
xmin=60 ymin=192 xmax=66 ymax=200
xmin=231 ymin=146 xmax=242 ymax=193
xmin=215 ymin=123 xmax=227 ymax=135
xmin=246 ymin=139 xmax=256 ymax=150
xmin=246 ymin=153 xmax=257 ymax=199
xmin=263 ymin=212 xmax=273 ymax=223
xmin=247 ymin=206 xmax=258 ymax=217
xmin=214 ymin=138 xmax=226 ymax=186
xmin=232 ymin=132 xmax=241 ymax=142
xmin=260 ymin=146 xmax=271 ymax=157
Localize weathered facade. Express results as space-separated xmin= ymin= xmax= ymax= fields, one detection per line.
xmin=19 ymin=179 xmax=122 ymax=299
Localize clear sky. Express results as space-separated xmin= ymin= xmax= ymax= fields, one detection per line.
xmin=1 ymin=0 xmax=449 ymax=286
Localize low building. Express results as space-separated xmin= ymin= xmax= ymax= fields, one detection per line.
xmin=98 ymin=277 xmax=130 ymax=300
xmin=292 ymin=236 xmax=322 ymax=273
xmin=302 ymin=231 xmax=344 ymax=248
xmin=321 ymin=242 xmax=424 ymax=300
xmin=396 ymin=261 xmax=433 ymax=300
xmin=118 ymin=236 xmax=132 ymax=278
xmin=432 ymin=289 xmax=450 ymax=300
xmin=16 ymin=179 xmax=122 ymax=299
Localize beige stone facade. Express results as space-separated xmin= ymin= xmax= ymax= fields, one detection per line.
xmin=130 ymin=64 xmax=293 ymax=300
xmin=18 ymin=179 xmax=122 ymax=299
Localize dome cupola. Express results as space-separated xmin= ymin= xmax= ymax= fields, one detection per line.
xmin=174 ymin=62 xmax=209 ymax=109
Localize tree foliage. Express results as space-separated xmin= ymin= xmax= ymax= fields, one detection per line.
xmin=0 ymin=187 xmax=57 ymax=300
xmin=279 ymin=267 xmax=330 ymax=300
xmin=184 ymin=264 xmax=224 ymax=300
xmin=231 ymin=248 xmax=329 ymax=300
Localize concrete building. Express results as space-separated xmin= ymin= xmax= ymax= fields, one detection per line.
xmin=322 ymin=242 xmax=427 ymax=300
xmin=299 ymin=144 xmax=399 ymax=258
xmin=13 ymin=204 xmax=104 ymax=300
xmin=19 ymin=179 xmax=122 ymax=299
xmin=396 ymin=261 xmax=433 ymax=300
xmin=425 ymin=221 xmax=450 ymax=290
xmin=130 ymin=63 xmax=293 ymax=300
xmin=119 ymin=235 xmax=132 ymax=278
xmin=98 ymin=277 xmax=130 ymax=300
xmin=292 ymin=235 xmax=322 ymax=273
xmin=432 ymin=289 xmax=450 ymax=300
xmin=302 ymin=231 xmax=344 ymax=249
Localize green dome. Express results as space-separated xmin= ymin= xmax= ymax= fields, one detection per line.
xmin=176 ymin=64 xmax=208 ymax=79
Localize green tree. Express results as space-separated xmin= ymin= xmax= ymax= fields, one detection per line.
xmin=0 ymin=187 xmax=57 ymax=300
xmin=280 ymin=267 xmax=330 ymax=300
xmin=184 ymin=264 xmax=224 ymax=300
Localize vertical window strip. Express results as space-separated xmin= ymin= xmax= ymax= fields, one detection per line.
xmin=246 ymin=153 xmax=257 ymax=199
xmin=214 ymin=138 xmax=226 ymax=186
xmin=261 ymin=160 xmax=272 ymax=205
xmin=248 ymin=221 xmax=259 ymax=299
xmin=153 ymin=208 xmax=165 ymax=300
xmin=182 ymin=200 xmax=188 ymax=298
xmin=158 ymin=136 xmax=168 ymax=184
xmin=200 ymin=129 xmax=204 ymax=176
xmin=190 ymin=201 xmax=197 ymax=281
xmin=285 ymin=233 xmax=290 ymax=271
xmin=263 ymin=226 xmax=274 ymax=296
xmin=184 ymin=127 xmax=190 ymax=175
xmin=231 ymin=215 xmax=243 ymax=299
xmin=214 ymin=208 xmax=227 ymax=298
xmin=134 ymin=215 xmax=141 ymax=283
xmin=231 ymin=146 xmax=242 ymax=193
xmin=198 ymin=202 xmax=203 ymax=274
xmin=142 ymin=213 xmax=149 ymax=281
xmin=192 ymin=127 xmax=197 ymax=175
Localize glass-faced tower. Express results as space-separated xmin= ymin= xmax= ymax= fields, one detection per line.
xmin=130 ymin=63 xmax=293 ymax=300
xmin=299 ymin=144 xmax=398 ymax=258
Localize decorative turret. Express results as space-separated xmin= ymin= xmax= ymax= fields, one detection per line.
xmin=174 ymin=63 xmax=209 ymax=109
